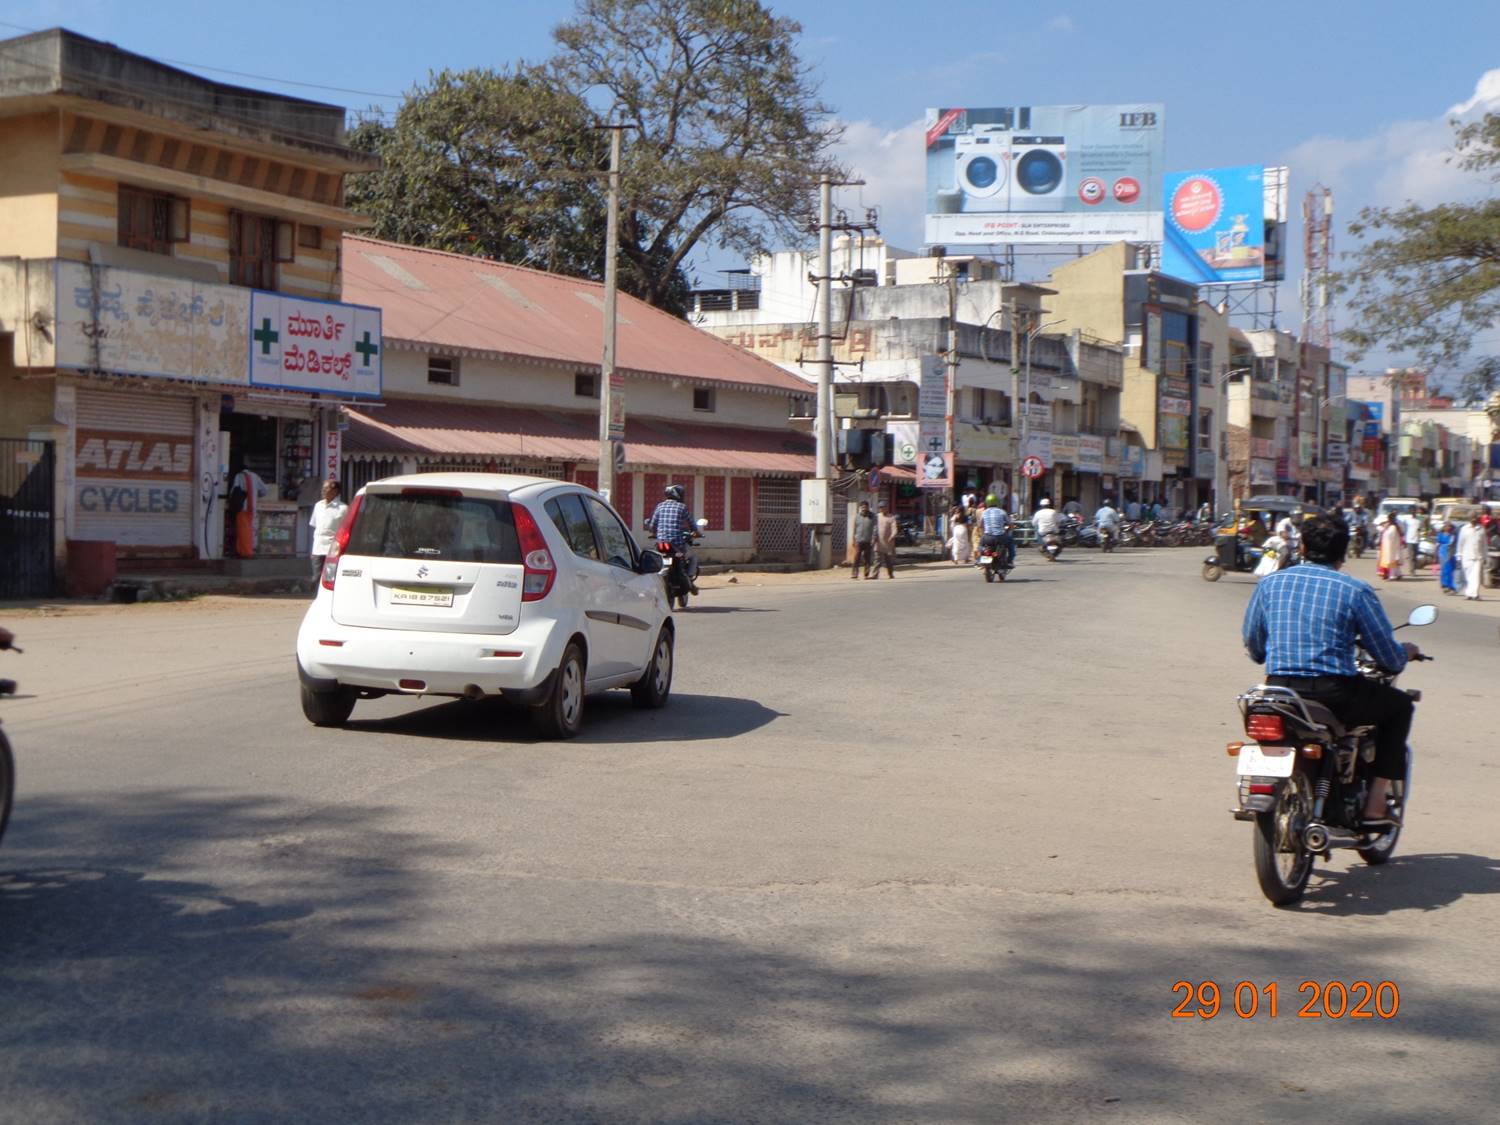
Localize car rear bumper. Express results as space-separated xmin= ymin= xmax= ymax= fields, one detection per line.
xmin=296 ymin=616 xmax=566 ymax=699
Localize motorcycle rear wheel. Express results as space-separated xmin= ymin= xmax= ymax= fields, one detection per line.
xmin=1253 ymin=769 xmax=1315 ymax=906
xmin=1358 ymin=753 xmax=1410 ymax=865
xmin=983 ymin=568 xmax=994 ymax=583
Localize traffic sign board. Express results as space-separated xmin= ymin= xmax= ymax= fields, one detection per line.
xmin=1021 ymin=456 xmax=1045 ymax=479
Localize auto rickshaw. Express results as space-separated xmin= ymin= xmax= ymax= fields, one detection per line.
xmin=1202 ymin=496 xmax=1317 ymax=581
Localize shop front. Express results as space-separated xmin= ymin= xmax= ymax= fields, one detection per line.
xmin=48 ymin=261 xmax=382 ymax=569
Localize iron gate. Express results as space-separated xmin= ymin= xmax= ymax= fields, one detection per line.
xmin=1 ymin=438 xmax=56 ymax=599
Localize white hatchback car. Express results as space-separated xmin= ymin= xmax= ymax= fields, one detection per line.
xmin=296 ymin=473 xmax=674 ymax=738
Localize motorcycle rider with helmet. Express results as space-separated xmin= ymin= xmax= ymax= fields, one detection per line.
xmin=978 ymin=494 xmax=1014 ymax=569
xmin=1033 ymin=496 xmax=1060 ymax=538
xmin=1094 ymin=495 xmax=1121 ymax=549
xmin=647 ymin=484 xmax=699 ymax=596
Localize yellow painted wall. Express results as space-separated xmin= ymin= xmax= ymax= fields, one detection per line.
xmin=1120 ymin=357 xmax=1158 ymax=447
xmin=1045 ymin=243 xmax=1131 ymax=343
xmin=0 ymin=348 xmax=55 ymax=437
xmin=0 ymin=113 xmax=60 ymax=259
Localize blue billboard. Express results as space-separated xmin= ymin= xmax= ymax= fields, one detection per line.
xmin=1161 ymin=165 xmax=1265 ymax=284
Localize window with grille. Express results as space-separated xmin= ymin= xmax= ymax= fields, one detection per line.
xmin=118 ymin=187 xmax=188 ymax=255
xmin=428 ymin=356 xmax=459 ymax=386
xmin=703 ymin=476 xmax=726 ymax=530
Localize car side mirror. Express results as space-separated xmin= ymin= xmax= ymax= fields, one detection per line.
xmin=1406 ymin=604 xmax=1437 ymax=627
xmin=637 ymin=549 xmax=663 ymax=575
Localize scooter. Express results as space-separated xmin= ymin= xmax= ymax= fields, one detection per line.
xmin=1039 ymin=532 xmax=1062 ymax=562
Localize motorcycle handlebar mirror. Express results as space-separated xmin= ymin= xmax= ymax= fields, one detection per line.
xmin=1405 ymin=604 xmax=1438 ymax=628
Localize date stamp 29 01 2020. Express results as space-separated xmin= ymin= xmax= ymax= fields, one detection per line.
xmin=1172 ymin=980 xmax=1400 ymax=1020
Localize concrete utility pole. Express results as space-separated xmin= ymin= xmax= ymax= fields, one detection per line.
xmin=812 ymin=173 xmax=834 ymax=568
xmin=597 ymin=125 xmax=625 ymax=501
xmin=945 ymin=261 xmax=959 ymax=495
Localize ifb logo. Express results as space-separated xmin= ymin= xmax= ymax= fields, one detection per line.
xmin=1119 ymin=112 xmax=1158 ymax=128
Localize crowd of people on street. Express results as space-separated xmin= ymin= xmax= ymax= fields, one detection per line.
xmin=1370 ymin=502 xmax=1497 ymax=600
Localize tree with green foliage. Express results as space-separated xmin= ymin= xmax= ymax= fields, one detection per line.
xmin=345 ymin=0 xmax=842 ymax=315
xmin=1337 ymin=110 xmax=1500 ymax=393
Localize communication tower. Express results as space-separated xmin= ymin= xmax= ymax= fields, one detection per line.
xmin=1300 ymin=185 xmax=1334 ymax=349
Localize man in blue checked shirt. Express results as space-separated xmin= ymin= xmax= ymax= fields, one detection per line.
xmin=1242 ymin=511 xmax=1423 ymax=826
xmin=978 ymin=494 xmax=1014 ymax=568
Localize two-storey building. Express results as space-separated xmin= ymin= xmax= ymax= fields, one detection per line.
xmin=0 ymin=29 xmax=380 ymax=594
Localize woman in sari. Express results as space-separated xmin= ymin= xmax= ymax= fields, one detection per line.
xmin=1376 ymin=515 xmax=1404 ymax=580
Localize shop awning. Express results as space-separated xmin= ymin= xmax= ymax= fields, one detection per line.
xmin=875 ymin=465 xmax=917 ymax=481
xmin=343 ymin=399 xmax=814 ymax=475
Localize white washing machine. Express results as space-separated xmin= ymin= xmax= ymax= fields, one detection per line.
xmin=1008 ymin=135 xmax=1066 ymax=211
xmin=954 ymin=125 xmax=1011 ymax=211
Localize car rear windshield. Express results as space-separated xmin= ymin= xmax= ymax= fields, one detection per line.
xmin=344 ymin=491 xmax=522 ymax=564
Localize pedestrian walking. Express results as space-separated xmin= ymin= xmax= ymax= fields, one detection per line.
xmin=1377 ymin=515 xmax=1404 ymax=581
xmin=875 ymin=502 xmax=898 ymax=578
xmin=1437 ymin=521 xmax=1458 ymax=594
xmin=1399 ymin=507 xmax=1423 ymax=573
xmin=948 ymin=509 xmax=971 ymax=564
xmin=308 ymin=478 xmax=348 ymax=587
xmin=851 ymin=501 xmax=876 ymax=579
xmin=1457 ymin=511 xmax=1486 ymax=600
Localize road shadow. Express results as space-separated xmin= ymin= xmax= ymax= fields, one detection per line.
xmin=3 ymin=793 xmax=1500 ymax=1121
xmin=345 ymin=692 xmax=785 ymax=745
xmin=1296 ymin=852 xmax=1500 ymax=917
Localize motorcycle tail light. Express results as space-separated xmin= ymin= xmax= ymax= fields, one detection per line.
xmin=1247 ymin=783 xmax=1277 ymax=795
xmin=1246 ymin=713 xmax=1285 ymax=742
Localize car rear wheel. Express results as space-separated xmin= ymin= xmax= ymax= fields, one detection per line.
xmin=301 ymin=683 xmax=356 ymax=727
xmin=630 ymin=628 xmax=674 ymax=709
xmin=532 ymin=642 xmax=586 ymax=739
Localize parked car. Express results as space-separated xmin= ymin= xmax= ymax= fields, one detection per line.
xmin=296 ymin=473 xmax=675 ymax=739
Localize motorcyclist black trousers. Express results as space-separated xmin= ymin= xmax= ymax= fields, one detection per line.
xmin=1266 ymin=675 xmax=1413 ymax=780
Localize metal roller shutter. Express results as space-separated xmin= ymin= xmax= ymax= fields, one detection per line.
xmin=74 ymin=388 xmax=196 ymax=550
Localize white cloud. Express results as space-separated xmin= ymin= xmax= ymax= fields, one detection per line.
xmin=833 ymin=117 xmax=929 ymax=250
xmin=1048 ymin=15 xmax=1075 ymax=33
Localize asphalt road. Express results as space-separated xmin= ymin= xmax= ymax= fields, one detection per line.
xmin=2 ymin=549 xmax=1497 ymax=1123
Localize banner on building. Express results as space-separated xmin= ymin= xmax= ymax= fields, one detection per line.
xmin=55 ymin=262 xmax=250 ymax=384
xmin=919 ymin=354 xmax=947 ymax=420
xmin=1161 ymin=165 xmax=1266 ymax=284
xmin=888 ymin=421 xmax=919 ymax=466
xmin=917 ymin=450 xmax=952 ymax=490
xmin=925 ymin=104 xmax=1165 ymax=246
xmin=1077 ymin=434 xmax=1105 ymax=473
xmin=249 ymin=293 xmax=382 ymax=398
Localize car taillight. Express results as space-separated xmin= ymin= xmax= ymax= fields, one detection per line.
xmin=1246 ymin=713 xmax=1285 ymax=742
xmin=321 ymin=493 xmax=363 ymax=591
xmin=513 ymin=504 xmax=555 ymax=601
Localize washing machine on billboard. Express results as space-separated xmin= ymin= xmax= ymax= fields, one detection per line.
xmin=1009 ymin=134 xmax=1067 ymax=212
xmin=954 ymin=124 xmax=1011 ymax=212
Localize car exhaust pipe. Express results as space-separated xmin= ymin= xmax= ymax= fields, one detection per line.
xmin=463 ymin=683 xmax=485 ymax=700
xmin=1303 ymin=823 xmax=1329 ymax=851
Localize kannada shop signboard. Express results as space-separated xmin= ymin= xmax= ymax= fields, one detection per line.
xmin=925 ymin=104 xmax=1165 ymax=245
xmin=249 ymin=293 xmax=382 ymax=398
xmin=1161 ymin=165 xmax=1266 ymax=284
xmin=55 ymin=262 xmax=250 ymax=384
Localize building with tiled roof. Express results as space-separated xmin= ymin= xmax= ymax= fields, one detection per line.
xmin=338 ymin=237 xmax=818 ymax=560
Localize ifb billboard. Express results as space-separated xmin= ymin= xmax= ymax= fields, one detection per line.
xmin=1161 ymin=165 xmax=1266 ymax=284
xmin=925 ymin=104 xmax=1164 ymax=246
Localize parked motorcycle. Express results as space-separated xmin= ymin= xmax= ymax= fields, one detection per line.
xmin=0 ymin=631 xmax=18 ymax=850
xmin=1229 ymin=604 xmax=1435 ymax=906
xmin=656 ymin=518 xmax=708 ymax=611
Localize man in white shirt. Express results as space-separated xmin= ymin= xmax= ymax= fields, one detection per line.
xmin=1033 ymin=496 xmax=1060 ymax=537
xmin=308 ymin=478 xmax=349 ymax=585
xmin=1457 ymin=511 xmax=1486 ymax=600
xmin=1397 ymin=508 xmax=1423 ymax=573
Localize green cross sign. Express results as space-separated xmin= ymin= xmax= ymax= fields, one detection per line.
xmin=355 ymin=330 xmax=380 ymax=367
xmin=252 ymin=318 xmax=279 ymax=355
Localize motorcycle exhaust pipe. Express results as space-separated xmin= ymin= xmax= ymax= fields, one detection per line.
xmin=1303 ymin=823 xmax=1329 ymax=851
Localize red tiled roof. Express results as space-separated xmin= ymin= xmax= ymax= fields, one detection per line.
xmin=344 ymin=399 xmax=814 ymax=475
xmin=341 ymin=236 xmax=809 ymax=395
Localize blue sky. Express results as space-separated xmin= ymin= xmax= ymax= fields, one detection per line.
xmin=8 ymin=0 xmax=1500 ymax=371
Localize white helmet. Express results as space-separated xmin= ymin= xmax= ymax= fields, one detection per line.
xmin=1039 ymin=497 xmax=1052 ymax=507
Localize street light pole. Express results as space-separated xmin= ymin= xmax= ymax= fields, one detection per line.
xmin=597 ymin=124 xmax=625 ymax=502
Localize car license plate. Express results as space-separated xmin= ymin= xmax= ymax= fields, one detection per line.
xmin=389 ymin=585 xmax=454 ymax=608
xmin=1237 ymin=744 xmax=1296 ymax=778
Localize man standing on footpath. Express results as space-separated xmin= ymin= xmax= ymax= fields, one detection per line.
xmin=874 ymin=501 xmax=898 ymax=579
xmin=851 ymin=501 xmax=877 ymax=579
xmin=1457 ymin=510 xmax=1486 ymax=600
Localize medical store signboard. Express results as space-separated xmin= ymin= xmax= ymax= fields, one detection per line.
xmin=925 ymin=104 xmax=1165 ymax=246
xmin=249 ymin=293 xmax=382 ymax=398
xmin=1161 ymin=165 xmax=1266 ymax=284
